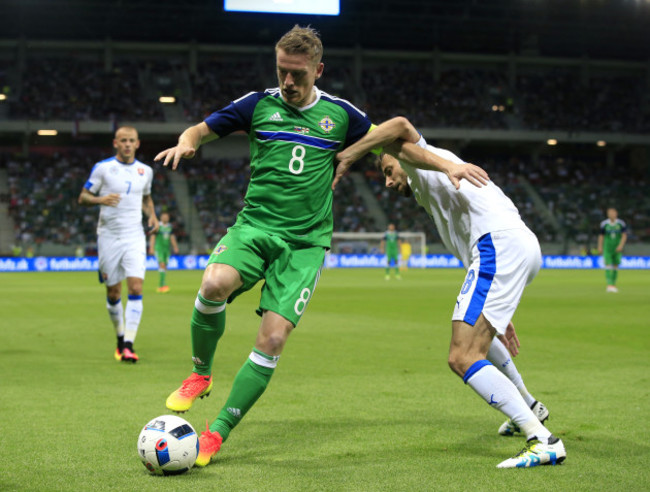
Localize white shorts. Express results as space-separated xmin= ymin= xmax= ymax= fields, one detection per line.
xmin=98 ymin=234 xmax=147 ymax=286
xmin=452 ymin=228 xmax=541 ymax=335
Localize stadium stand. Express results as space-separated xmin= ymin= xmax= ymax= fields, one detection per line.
xmin=9 ymin=58 xmax=164 ymax=122
xmin=6 ymin=54 xmax=649 ymax=134
xmin=1 ymin=44 xmax=648 ymax=256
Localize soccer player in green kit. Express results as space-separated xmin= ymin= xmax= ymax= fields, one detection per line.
xmin=597 ymin=207 xmax=627 ymax=293
xmin=155 ymin=25 xmax=488 ymax=466
xmin=381 ymin=223 xmax=402 ymax=280
xmin=148 ymin=212 xmax=179 ymax=293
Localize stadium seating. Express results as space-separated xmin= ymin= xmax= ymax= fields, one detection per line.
xmin=7 ymin=55 xmax=649 ymax=134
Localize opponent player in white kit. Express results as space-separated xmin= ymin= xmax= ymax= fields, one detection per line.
xmin=78 ymin=126 xmax=159 ymax=363
xmin=333 ymin=117 xmax=566 ymax=468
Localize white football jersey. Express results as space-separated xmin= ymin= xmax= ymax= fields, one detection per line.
xmin=84 ymin=156 xmax=154 ymax=237
xmin=402 ymin=138 xmax=528 ymax=268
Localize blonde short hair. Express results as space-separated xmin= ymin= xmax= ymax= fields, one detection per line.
xmin=275 ymin=25 xmax=323 ymax=64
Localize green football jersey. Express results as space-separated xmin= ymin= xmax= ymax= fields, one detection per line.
xmin=600 ymin=218 xmax=626 ymax=251
xmin=384 ymin=230 xmax=399 ymax=255
xmin=204 ymin=87 xmax=373 ymax=247
xmin=155 ymin=222 xmax=173 ymax=252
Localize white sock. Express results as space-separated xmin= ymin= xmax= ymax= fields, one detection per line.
xmin=464 ymin=360 xmax=551 ymax=442
xmin=487 ymin=338 xmax=536 ymax=407
xmin=124 ymin=295 xmax=143 ymax=344
xmin=106 ymin=298 xmax=124 ymax=337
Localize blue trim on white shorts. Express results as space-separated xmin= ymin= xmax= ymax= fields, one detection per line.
xmin=463 ymin=233 xmax=496 ymax=326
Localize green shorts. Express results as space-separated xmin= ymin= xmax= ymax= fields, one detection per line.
xmin=603 ymin=249 xmax=622 ymax=267
xmin=155 ymin=249 xmax=170 ymax=265
xmin=208 ymin=224 xmax=326 ymax=326
xmin=386 ymin=249 xmax=399 ymax=267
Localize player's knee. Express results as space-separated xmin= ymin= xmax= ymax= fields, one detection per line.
xmin=262 ymin=333 xmax=287 ymax=354
xmin=447 ymin=352 xmax=466 ymax=378
xmin=200 ymin=277 xmax=232 ymax=302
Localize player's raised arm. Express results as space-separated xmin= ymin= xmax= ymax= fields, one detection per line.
xmin=154 ymin=122 xmax=218 ymax=170
xmin=388 ymin=140 xmax=489 ymax=190
xmin=333 ymin=117 xmax=418 ymax=189
xmin=333 ymin=116 xmax=489 ymax=190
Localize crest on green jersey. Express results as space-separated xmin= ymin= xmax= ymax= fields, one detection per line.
xmin=319 ymin=116 xmax=336 ymax=133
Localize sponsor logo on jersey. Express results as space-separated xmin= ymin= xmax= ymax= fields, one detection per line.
xmin=214 ymin=245 xmax=228 ymax=255
xmin=319 ymin=116 xmax=335 ymax=133
xmin=138 ymin=167 xmax=144 ymax=175
xmin=293 ymin=126 xmax=310 ymax=134
xmin=110 ymin=166 xmax=119 ymax=175
xmin=268 ymin=112 xmax=283 ymax=121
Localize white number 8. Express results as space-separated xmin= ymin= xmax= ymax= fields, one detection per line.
xmin=294 ymin=287 xmax=311 ymax=316
xmin=289 ymin=145 xmax=306 ymax=175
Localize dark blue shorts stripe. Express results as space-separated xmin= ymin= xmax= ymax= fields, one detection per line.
xmin=463 ymin=233 xmax=496 ymax=326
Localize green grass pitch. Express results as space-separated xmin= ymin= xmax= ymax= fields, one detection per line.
xmin=1 ymin=268 xmax=649 ymax=491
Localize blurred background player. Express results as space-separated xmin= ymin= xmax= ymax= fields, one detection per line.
xmin=597 ymin=207 xmax=627 ymax=293
xmin=334 ymin=116 xmax=564 ymax=468
xmin=78 ymin=126 xmax=159 ymax=363
xmin=381 ymin=223 xmax=402 ymax=280
xmin=149 ymin=211 xmax=179 ymax=293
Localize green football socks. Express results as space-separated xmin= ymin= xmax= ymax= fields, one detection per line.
xmin=191 ymin=293 xmax=226 ymax=376
xmin=210 ymin=349 xmax=278 ymax=442
xmin=159 ymin=270 xmax=166 ymax=287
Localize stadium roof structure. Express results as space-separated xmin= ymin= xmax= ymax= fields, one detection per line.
xmin=3 ymin=0 xmax=650 ymax=61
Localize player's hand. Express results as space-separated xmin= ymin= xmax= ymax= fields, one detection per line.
xmin=332 ymin=149 xmax=365 ymax=190
xmin=332 ymin=158 xmax=353 ymax=190
xmin=147 ymin=215 xmax=160 ymax=235
xmin=154 ymin=144 xmax=196 ymax=170
xmin=497 ymin=321 xmax=520 ymax=357
xmin=616 ymin=245 xmax=623 ymax=252
xmin=597 ymin=247 xmax=603 ymax=255
xmin=446 ymin=163 xmax=490 ymax=190
xmin=101 ymin=193 xmax=121 ymax=207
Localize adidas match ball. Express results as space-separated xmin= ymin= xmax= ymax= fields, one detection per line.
xmin=137 ymin=415 xmax=199 ymax=476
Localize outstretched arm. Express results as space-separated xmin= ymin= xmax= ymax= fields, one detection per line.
xmin=387 ymin=140 xmax=489 ymax=190
xmin=333 ymin=117 xmax=418 ymax=189
xmin=154 ymin=122 xmax=218 ymax=170
xmin=333 ymin=117 xmax=489 ymax=190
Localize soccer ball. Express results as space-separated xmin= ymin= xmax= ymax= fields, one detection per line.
xmin=137 ymin=415 xmax=199 ymax=476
